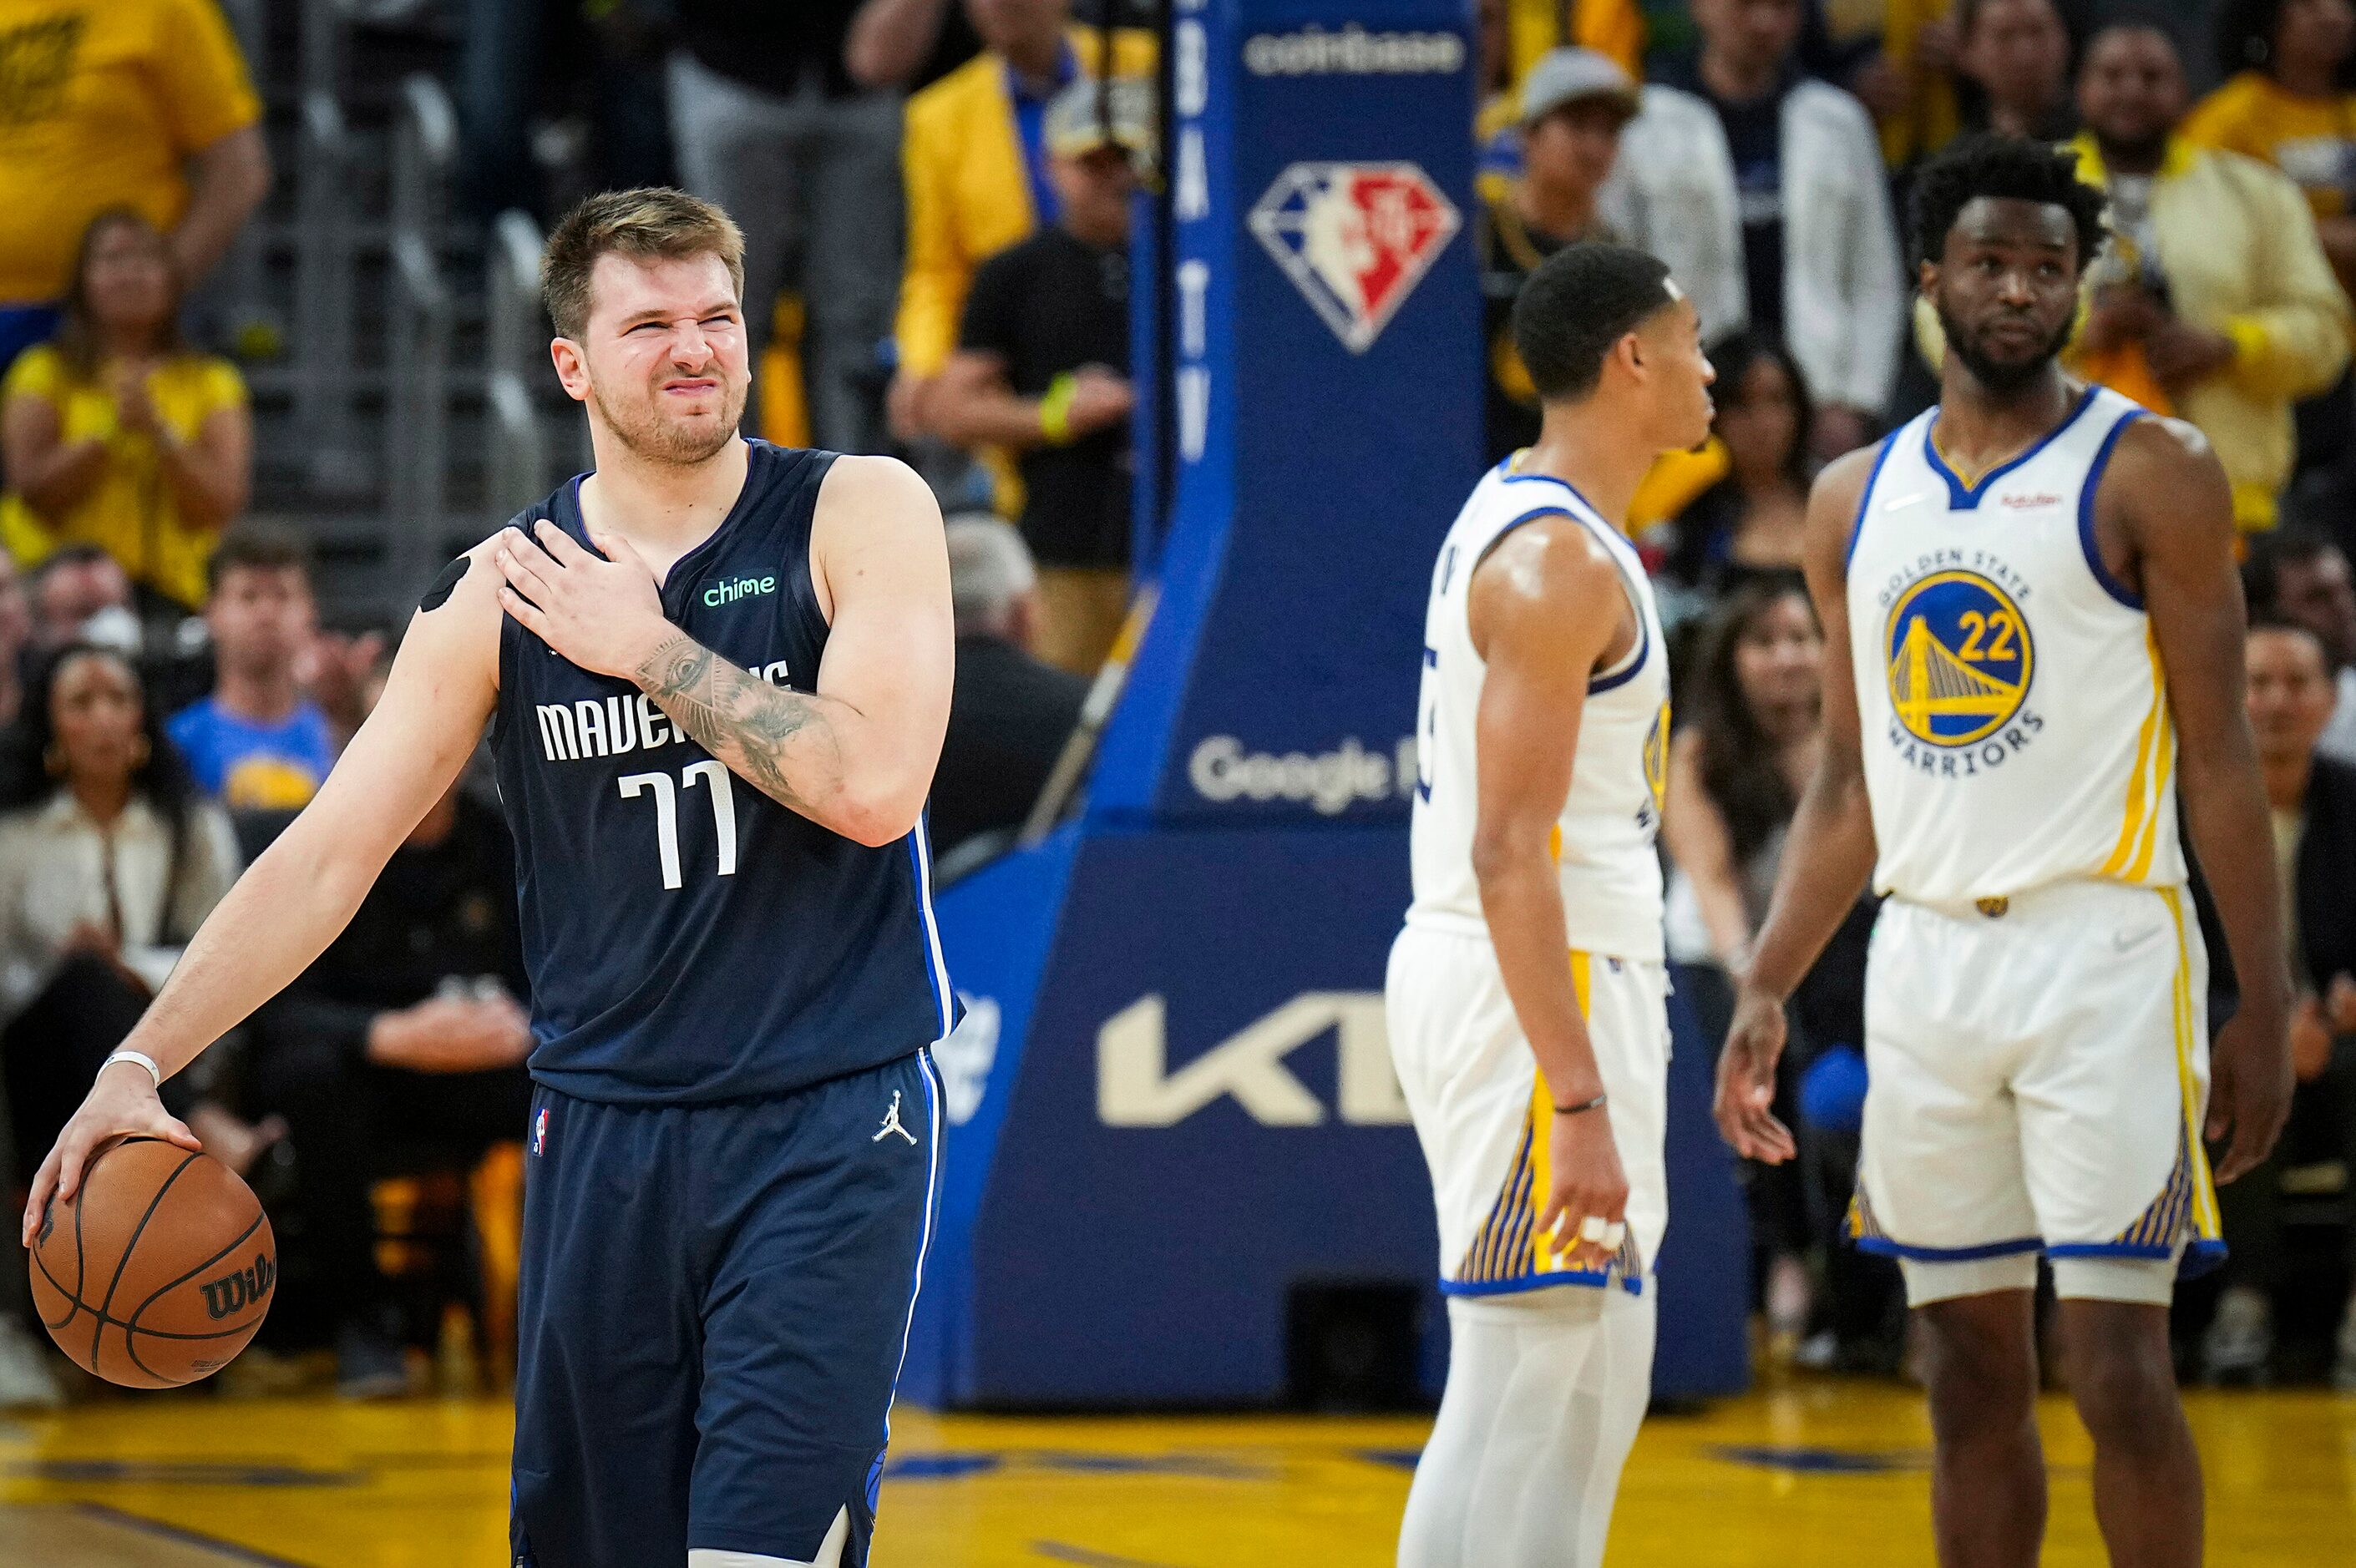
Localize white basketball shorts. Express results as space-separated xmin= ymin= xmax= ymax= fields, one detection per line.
xmin=1386 ymin=923 xmax=1669 ymax=1299
xmin=1851 ymin=879 xmax=2224 ymax=1305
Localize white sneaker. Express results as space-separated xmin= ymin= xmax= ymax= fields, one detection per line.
xmin=2201 ymin=1285 xmax=2272 ymax=1386
xmin=0 ymin=1316 xmax=63 ymax=1409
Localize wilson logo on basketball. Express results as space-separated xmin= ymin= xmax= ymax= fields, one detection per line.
xmin=200 ymin=1252 xmax=277 ymax=1320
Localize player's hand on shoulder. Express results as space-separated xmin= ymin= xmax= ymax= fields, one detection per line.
xmin=493 ymin=517 xmax=673 ymax=682
xmin=20 ymin=1061 xmax=200 ymax=1247
xmin=1714 ymin=984 xmax=1797 ymax=1165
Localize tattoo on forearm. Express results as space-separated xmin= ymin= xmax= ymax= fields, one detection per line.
xmin=635 ymin=634 xmax=840 ymax=811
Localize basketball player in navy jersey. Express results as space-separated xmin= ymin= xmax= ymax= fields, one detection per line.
xmin=22 ymin=189 xmax=956 ymax=1568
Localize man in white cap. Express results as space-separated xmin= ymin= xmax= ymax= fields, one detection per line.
xmin=1482 ymin=48 xmax=1643 ymax=462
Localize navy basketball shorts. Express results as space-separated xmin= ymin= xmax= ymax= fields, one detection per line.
xmin=510 ymin=1050 xmax=940 ymax=1568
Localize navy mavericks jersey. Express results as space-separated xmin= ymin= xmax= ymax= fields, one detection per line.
xmin=489 ymin=442 xmax=952 ymax=1104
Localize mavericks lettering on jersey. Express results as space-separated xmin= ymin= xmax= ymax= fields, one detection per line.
xmin=535 ymin=660 xmax=791 ymax=762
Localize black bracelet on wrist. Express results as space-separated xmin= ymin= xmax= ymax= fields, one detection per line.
xmin=1553 ymin=1093 xmax=1608 ymax=1116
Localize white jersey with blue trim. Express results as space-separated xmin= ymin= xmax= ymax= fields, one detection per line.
xmin=1406 ymin=456 xmax=1670 ymax=963
xmin=1847 ymin=384 xmax=2186 ymax=904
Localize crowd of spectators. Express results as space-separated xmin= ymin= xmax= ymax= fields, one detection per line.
xmin=0 ymin=519 xmax=531 ymax=1409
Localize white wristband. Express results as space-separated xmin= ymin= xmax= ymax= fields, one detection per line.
xmin=101 ymin=1049 xmax=163 ymax=1090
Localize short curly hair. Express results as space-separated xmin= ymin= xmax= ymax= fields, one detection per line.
xmin=1908 ymin=134 xmax=2110 ymax=272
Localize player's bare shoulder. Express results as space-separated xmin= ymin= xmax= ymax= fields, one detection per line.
xmin=402 ymin=534 xmax=511 ymax=700
xmin=810 ymin=453 xmax=947 ymax=617
xmin=2105 ymin=412 xmax=2231 ymax=506
xmin=1806 ymin=440 xmax=1890 ymax=544
xmin=2097 ymin=411 xmax=2236 ymax=565
xmin=1467 ymin=513 xmax=1628 ymax=663
xmin=813 ymin=453 xmax=941 ymax=543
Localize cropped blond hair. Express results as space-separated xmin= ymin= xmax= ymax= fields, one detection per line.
xmin=541 ymin=187 xmax=746 ymax=341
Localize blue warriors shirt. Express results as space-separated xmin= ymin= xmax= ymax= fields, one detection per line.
xmin=488 ymin=443 xmax=953 ymax=1104
xmin=168 ymin=699 xmax=337 ymax=808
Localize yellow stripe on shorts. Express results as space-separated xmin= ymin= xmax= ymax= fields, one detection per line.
xmin=2162 ymin=888 xmax=2222 ymax=1242
xmin=1453 ymin=951 xmax=1599 ymax=1286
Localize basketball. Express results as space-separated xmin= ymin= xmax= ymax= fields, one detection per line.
xmin=25 ymin=1136 xmax=276 ymax=1388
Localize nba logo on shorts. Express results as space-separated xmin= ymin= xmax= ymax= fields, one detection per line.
xmin=531 ymin=1107 xmax=550 ymax=1156
xmin=1249 ymin=162 xmax=1461 ymax=352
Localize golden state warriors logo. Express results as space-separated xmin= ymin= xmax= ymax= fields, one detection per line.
xmin=1884 ymin=571 xmax=2033 ymax=747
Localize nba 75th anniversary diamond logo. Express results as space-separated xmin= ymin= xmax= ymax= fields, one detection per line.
xmin=1248 ymin=162 xmax=1460 ymax=353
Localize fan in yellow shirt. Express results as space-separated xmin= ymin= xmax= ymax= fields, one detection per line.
xmin=0 ymin=210 xmax=251 ymax=611
xmin=0 ymin=0 xmax=268 ymax=374
xmin=2183 ymin=0 xmax=2356 ymax=293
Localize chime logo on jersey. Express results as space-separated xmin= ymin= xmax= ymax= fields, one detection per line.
xmin=1884 ymin=570 xmax=2034 ymax=748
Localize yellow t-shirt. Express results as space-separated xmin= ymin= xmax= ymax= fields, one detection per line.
xmin=0 ymin=343 xmax=247 ymax=608
xmin=2183 ymin=71 xmax=2356 ymax=222
xmin=0 ymin=0 xmax=261 ymax=302
xmin=1507 ymin=0 xmax=1642 ymax=82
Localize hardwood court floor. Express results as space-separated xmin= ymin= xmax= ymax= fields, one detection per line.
xmin=0 ymin=1376 xmax=2350 ymax=1565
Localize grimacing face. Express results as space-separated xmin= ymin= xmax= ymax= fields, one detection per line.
xmin=560 ymin=251 xmax=750 ymax=466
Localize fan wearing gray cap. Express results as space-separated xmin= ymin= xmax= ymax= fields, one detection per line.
xmin=927 ymin=77 xmax=1153 ymax=676
xmin=1481 ymin=48 xmax=1640 ymax=464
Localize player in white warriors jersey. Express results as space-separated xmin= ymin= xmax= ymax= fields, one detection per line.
xmin=1389 ymin=244 xmax=1712 ymax=1568
xmin=1718 ymin=137 xmax=2291 ymax=1568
